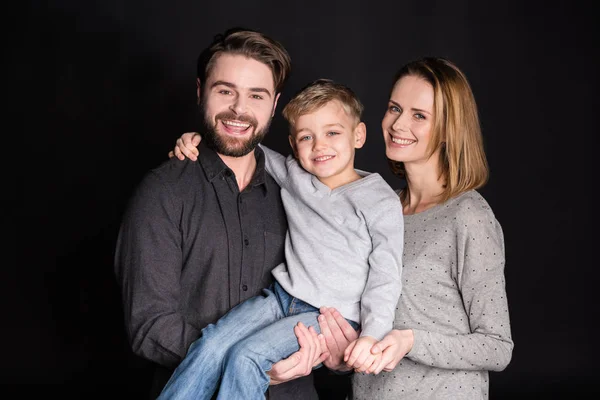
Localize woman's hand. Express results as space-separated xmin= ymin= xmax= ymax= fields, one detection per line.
xmin=168 ymin=132 xmax=201 ymax=161
xmin=369 ymin=329 xmax=414 ymax=374
xmin=317 ymin=307 xmax=359 ymax=372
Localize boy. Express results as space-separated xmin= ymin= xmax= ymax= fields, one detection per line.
xmin=159 ymin=79 xmax=404 ymax=400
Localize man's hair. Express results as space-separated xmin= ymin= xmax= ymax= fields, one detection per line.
xmin=388 ymin=57 xmax=489 ymax=204
xmin=197 ymin=27 xmax=291 ymax=94
xmin=282 ymin=79 xmax=364 ymax=129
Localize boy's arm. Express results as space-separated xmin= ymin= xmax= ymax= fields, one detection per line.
xmin=359 ymin=192 xmax=404 ymax=341
xmin=257 ymin=144 xmax=292 ymax=188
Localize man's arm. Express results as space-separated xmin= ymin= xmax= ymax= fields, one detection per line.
xmin=114 ymin=170 xmax=199 ymax=368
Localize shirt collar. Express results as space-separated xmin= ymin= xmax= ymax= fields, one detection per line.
xmin=198 ymin=141 xmax=269 ymax=192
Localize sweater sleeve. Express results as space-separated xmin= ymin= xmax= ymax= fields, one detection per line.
xmin=407 ymin=201 xmax=513 ymax=371
xmin=258 ymin=144 xmax=291 ymax=188
xmin=359 ymin=193 xmax=404 ymax=340
xmin=114 ymin=170 xmax=200 ymax=368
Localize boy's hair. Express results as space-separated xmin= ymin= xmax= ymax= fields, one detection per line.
xmin=388 ymin=57 xmax=489 ymax=204
xmin=282 ymin=79 xmax=364 ymax=129
xmin=197 ymin=27 xmax=291 ymax=94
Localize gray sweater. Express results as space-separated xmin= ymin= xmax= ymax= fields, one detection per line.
xmin=260 ymin=145 xmax=403 ymax=340
xmin=351 ymin=190 xmax=513 ymax=399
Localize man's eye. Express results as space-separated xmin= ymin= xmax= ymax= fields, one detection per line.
xmin=251 ymin=94 xmax=264 ymax=100
xmin=219 ymin=90 xmax=232 ymax=95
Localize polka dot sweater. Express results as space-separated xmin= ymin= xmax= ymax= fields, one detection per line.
xmin=351 ymin=190 xmax=513 ymax=400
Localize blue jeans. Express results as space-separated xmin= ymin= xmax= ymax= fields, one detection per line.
xmin=157 ymin=282 xmax=358 ymax=400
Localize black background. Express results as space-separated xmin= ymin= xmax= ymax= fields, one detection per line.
xmin=11 ymin=0 xmax=596 ymax=398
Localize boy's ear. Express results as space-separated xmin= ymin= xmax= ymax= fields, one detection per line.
xmin=288 ymin=134 xmax=299 ymax=158
xmin=354 ymin=122 xmax=367 ymax=149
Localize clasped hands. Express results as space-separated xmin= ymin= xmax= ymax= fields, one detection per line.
xmin=268 ymin=307 xmax=412 ymax=385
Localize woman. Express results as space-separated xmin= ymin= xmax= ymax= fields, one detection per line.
xmin=171 ymin=57 xmax=513 ymax=399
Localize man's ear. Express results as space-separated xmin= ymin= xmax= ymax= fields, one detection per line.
xmin=196 ymin=78 xmax=202 ymax=105
xmin=354 ymin=122 xmax=367 ymax=149
xmin=272 ymin=93 xmax=281 ymax=118
xmin=288 ymin=134 xmax=298 ymax=158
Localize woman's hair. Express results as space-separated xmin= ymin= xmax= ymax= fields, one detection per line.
xmin=196 ymin=27 xmax=292 ymax=94
xmin=388 ymin=57 xmax=489 ymax=204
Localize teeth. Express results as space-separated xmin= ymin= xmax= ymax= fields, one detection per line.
xmin=391 ymin=137 xmax=415 ymax=145
xmin=222 ymin=120 xmax=251 ymax=128
xmin=314 ymin=155 xmax=334 ymax=162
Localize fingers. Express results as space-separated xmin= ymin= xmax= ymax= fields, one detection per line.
xmin=191 ymin=132 xmax=202 ymax=146
xmin=329 ymin=307 xmax=359 ymax=341
xmin=174 ymin=138 xmax=186 ymax=160
xmin=268 ymin=351 xmax=302 ymax=384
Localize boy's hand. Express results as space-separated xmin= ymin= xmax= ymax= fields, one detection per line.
xmin=168 ymin=132 xmax=201 ymax=161
xmin=343 ymin=336 xmax=382 ymax=374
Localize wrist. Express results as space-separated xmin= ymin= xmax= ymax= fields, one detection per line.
xmin=402 ymin=329 xmax=414 ymax=355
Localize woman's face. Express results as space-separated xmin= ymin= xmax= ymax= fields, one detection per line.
xmin=382 ymin=75 xmax=435 ymax=165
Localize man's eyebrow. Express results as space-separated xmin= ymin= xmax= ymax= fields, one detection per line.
xmin=211 ymin=81 xmax=272 ymax=98
xmin=389 ymin=99 xmax=431 ymax=115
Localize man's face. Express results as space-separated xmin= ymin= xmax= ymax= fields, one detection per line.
xmin=198 ymin=53 xmax=280 ymax=157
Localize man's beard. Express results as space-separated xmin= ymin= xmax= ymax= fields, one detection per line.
xmin=199 ymin=101 xmax=271 ymax=157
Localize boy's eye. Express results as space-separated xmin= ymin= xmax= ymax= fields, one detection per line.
xmin=299 ymin=135 xmax=312 ymax=141
xmin=326 ymin=131 xmax=339 ymax=136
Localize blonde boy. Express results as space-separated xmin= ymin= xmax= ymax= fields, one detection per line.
xmin=159 ymin=79 xmax=404 ymax=400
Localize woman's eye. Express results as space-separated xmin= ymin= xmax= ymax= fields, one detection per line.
xmin=415 ymin=113 xmax=425 ymax=120
xmin=389 ymin=105 xmax=400 ymax=113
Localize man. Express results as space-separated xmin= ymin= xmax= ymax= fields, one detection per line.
xmin=114 ymin=28 xmax=334 ymax=399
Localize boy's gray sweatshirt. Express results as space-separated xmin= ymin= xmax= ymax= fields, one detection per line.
xmin=260 ymin=145 xmax=403 ymax=340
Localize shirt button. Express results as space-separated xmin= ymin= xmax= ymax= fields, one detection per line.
xmin=244 ymin=238 xmax=249 ymax=246
xmin=242 ymin=285 xmax=248 ymax=291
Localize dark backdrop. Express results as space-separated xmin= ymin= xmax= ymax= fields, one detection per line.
xmin=11 ymin=0 xmax=596 ymax=398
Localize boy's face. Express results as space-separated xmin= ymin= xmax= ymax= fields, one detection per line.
xmin=289 ymin=100 xmax=366 ymax=189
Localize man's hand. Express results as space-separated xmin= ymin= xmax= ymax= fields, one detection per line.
xmin=317 ymin=307 xmax=359 ymax=372
xmin=343 ymin=336 xmax=381 ymax=374
xmin=268 ymin=322 xmax=328 ymax=385
xmin=369 ymin=329 xmax=414 ymax=374
xmin=168 ymin=132 xmax=201 ymax=161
